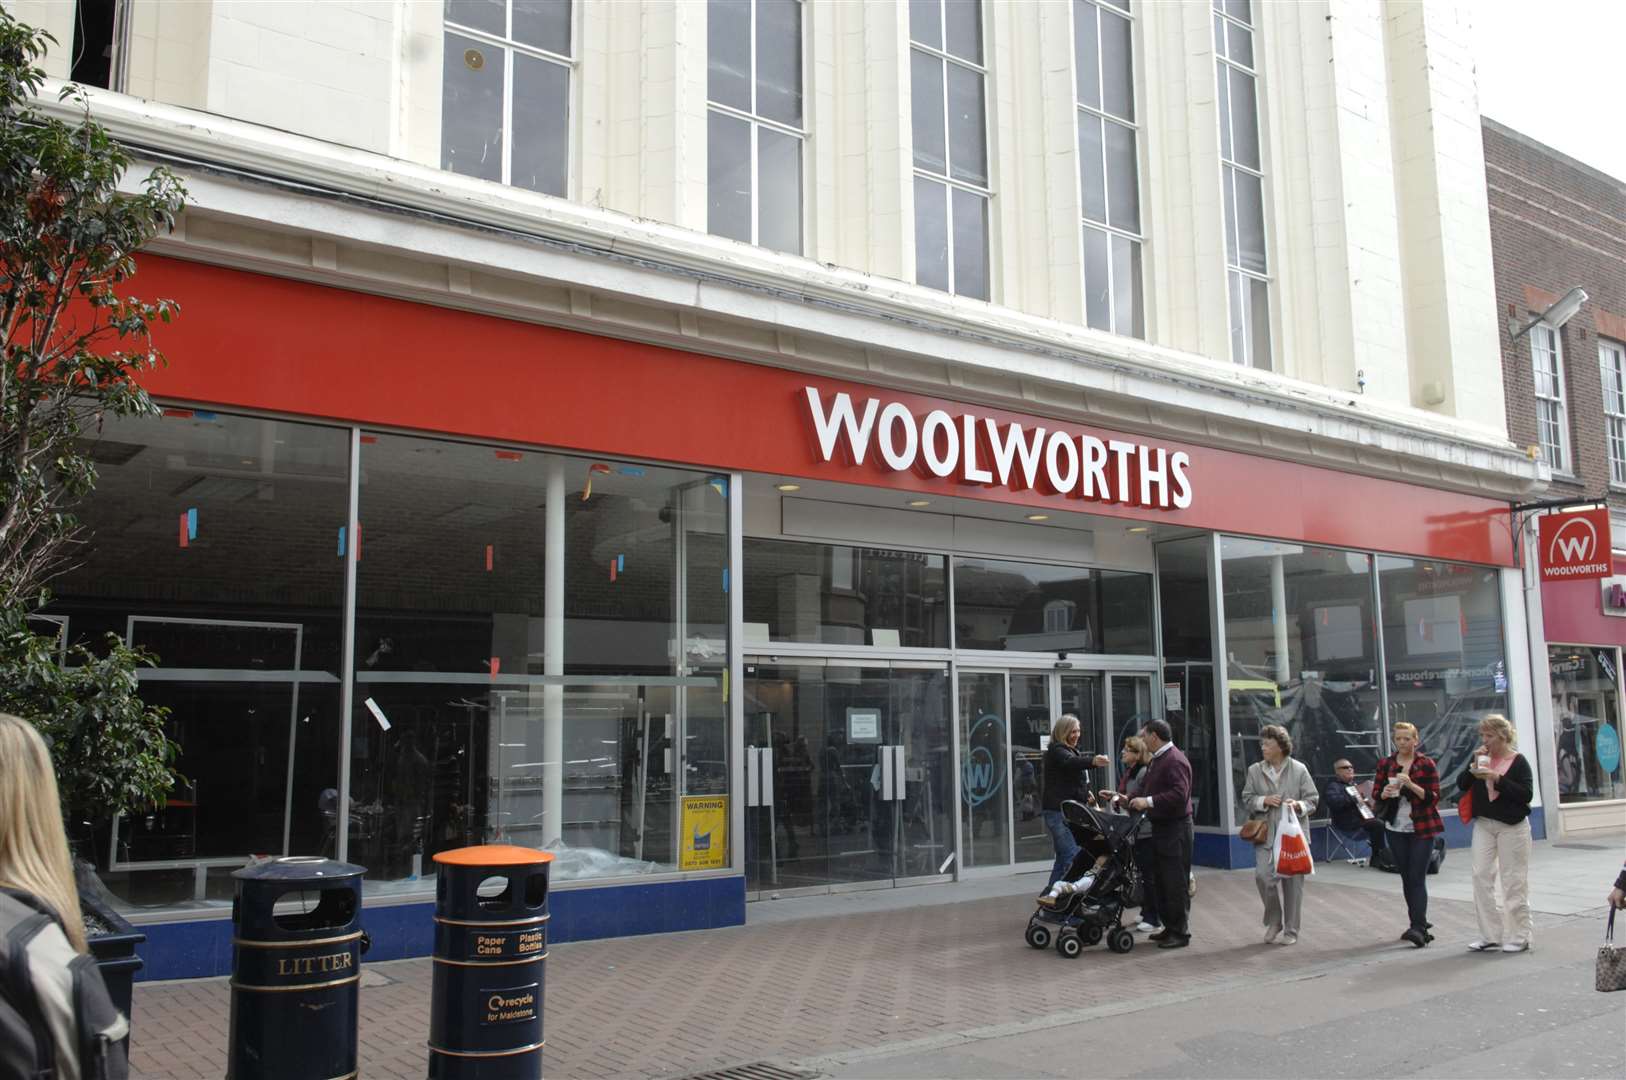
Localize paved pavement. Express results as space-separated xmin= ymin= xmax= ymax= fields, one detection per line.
xmin=128 ymin=832 xmax=1625 ymax=1079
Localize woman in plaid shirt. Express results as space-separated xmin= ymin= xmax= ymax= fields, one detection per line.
xmin=1372 ymin=721 xmax=1442 ymax=948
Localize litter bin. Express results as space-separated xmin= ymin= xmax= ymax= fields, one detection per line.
xmin=428 ymin=845 xmax=553 ymax=1079
xmin=228 ymin=856 xmax=367 ymax=1079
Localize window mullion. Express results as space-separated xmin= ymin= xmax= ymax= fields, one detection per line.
xmin=503 ymin=43 xmax=515 ymax=186
xmin=749 ymin=122 xmax=760 ymax=246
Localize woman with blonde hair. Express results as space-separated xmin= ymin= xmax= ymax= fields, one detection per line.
xmin=0 ymin=712 xmax=129 ymax=1077
xmin=1040 ymin=713 xmax=1109 ymax=890
xmin=1238 ymin=725 xmax=1319 ymax=944
xmin=1458 ymin=713 xmax=1535 ymax=953
xmin=1373 ymin=720 xmax=1442 ymax=948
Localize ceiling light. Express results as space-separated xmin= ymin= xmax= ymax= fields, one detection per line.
xmin=774 ymin=482 xmax=801 ymax=493
xmin=907 ymin=499 xmax=931 ymax=508
xmin=1026 ymin=513 xmax=1049 ymax=522
xmin=1128 ymin=526 xmax=1150 ymax=534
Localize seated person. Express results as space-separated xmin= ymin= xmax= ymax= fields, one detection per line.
xmin=1037 ymin=832 xmax=1113 ymax=909
xmin=1323 ymin=759 xmax=1385 ymax=865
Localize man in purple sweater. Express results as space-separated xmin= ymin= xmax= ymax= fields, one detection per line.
xmin=1128 ymin=718 xmax=1194 ymax=949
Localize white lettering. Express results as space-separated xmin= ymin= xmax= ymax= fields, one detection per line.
xmin=985 ymin=420 xmax=1046 ymax=490
xmin=805 ymin=388 xmax=878 ymax=465
xmin=1170 ymin=452 xmax=1192 ymax=509
xmin=802 ymin=389 xmax=1195 ymax=509
xmin=961 ymin=414 xmax=992 ymax=483
xmin=1139 ymin=446 xmax=1169 ymax=509
xmin=1107 ymin=440 xmax=1137 ymax=503
xmin=921 ymin=410 xmax=960 ymax=478
xmin=877 ymin=402 xmax=918 ymax=471
xmin=1045 ymin=430 xmax=1079 ymax=494
xmin=1079 ymin=436 xmax=1109 ymax=500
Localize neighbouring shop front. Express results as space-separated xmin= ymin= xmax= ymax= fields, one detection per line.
xmin=1541 ymin=554 xmax=1626 ymax=834
xmin=52 ymin=255 xmax=1537 ymax=978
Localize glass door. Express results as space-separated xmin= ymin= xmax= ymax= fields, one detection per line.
xmin=743 ymin=659 xmax=952 ymax=895
xmin=959 ymin=669 xmax=1108 ymax=869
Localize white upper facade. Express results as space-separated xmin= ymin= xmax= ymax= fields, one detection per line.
xmin=11 ymin=0 xmax=1540 ymax=496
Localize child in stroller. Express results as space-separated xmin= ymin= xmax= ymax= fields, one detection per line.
xmin=1024 ymin=799 xmax=1145 ymax=958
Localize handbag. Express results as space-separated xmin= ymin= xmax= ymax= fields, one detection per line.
xmin=1457 ymin=788 xmax=1474 ymax=824
xmin=1273 ymin=805 xmax=1314 ymax=876
xmin=1240 ymin=817 xmax=1270 ymax=845
xmin=1599 ymin=909 xmax=1626 ymax=993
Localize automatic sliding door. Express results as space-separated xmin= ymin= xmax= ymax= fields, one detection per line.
xmin=957 ymin=671 xmax=1011 ymax=869
xmin=1010 ymin=673 xmax=1052 ymax=864
xmin=744 ymin=660 xmax=951 ymax=892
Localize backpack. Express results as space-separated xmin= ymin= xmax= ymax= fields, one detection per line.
xmin=0 ymin=887 xmax=130 ymax=1080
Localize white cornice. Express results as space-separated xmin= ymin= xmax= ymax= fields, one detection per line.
xmin=42 ymin=82 xmax=1545 ymax=500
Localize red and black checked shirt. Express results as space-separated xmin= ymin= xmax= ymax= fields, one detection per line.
xmin=1372 ymin=753 xmax=1443 ymax=839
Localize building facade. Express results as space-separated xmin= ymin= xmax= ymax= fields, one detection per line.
xmin=5 ymin=0 xmax=1549 ymax=978
xmin=1483 ymin=118 xmax=1626 ymax=836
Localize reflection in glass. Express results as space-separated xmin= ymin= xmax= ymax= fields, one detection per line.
xmin=757 ymin=127 xmax=803 ymax=256
xmin=352 ymin=435 xmax=729 ymax=888
xmin=953 ymin=557 xmax=1153 ymax=654
xmin=1219 ymin=538 xmax=1378 ymax=820
xmin=441 ymin=33 xmax=505 ymax=184
xmin=1010 ymin=673 xmax=1052 ymax=863
xmin=1157 ymin=537 xmax=1219 ymax=826
xmin=1378 ymin=557 xmax=1508 ymax=802
xmin=958 ymin=671 xmax=1010 ymax=867
xmin=743 ymin=664 xmax=953 ymax=889
xmin=511 ymin=53 xmax=570 ymax=197
xmin=743 ymin=539 xmax=948 ymax=647
xmin=707 ymin=111 xmax=752 ymax=244
xmin=1551 ymin=646 xmax=1625 ymax=803
xmin=47 ymin=411 xmax=349 ymax=909
xmin=914 ymin=176 xmax=950 ymax=292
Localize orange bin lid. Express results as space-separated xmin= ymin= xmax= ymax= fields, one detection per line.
xmin=432 ymin=845 xmax=555 ymax=868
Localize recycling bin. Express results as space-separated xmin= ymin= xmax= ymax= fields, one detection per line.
xmin=428 ymin=845 xmax=553 ymax=1079
xmin=228 ymin=856 xmax=368 ymax=1079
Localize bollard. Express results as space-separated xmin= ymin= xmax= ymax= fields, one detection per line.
xmin=227 ymin=856 xmax=368 ymax=1080
xmin=428 ymin=845 xmax=553 ymax=1079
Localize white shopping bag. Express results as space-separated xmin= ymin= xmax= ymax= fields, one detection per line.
xmin=1272 ymin=803 xmax=1314 ymax=877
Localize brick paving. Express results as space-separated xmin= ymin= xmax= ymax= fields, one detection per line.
xmin=128 ymin=868 xmax=1540 ymax=1079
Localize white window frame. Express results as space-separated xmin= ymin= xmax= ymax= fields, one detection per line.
xmin=1073 ymin=0 xmax=1144 ymax=339
xmin=443 ymin=0 xmax=576 ymax=197
xmin=1213 ymin=0 xmax=1270 ymax=370
xmin=910 ymin=0 xmax=992 ymax=300
xmin=1601 ymin=339 xmax=1626 ymax=487
xmin=706 ymin=0 xmax=808 ymax=254
xmin=1532 ymin=323 xmax=1570 ymax=473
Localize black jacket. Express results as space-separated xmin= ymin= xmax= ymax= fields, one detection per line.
xmin=1456 ymin=753 xmax=1534 ymax=825
xmin=1323 ymin=779 xmax=1369 ymax=832
xmin=1042 ymin=742 xmax=1098 ymax=811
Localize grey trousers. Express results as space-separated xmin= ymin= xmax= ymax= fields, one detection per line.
xmin=1254 ymin=843 xmax=1306 ymax=935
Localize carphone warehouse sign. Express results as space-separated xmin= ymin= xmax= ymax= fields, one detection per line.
xmin=804 ymin=387 xmax=1193 ymax=510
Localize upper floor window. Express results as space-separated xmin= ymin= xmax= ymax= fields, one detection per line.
xmin=708 ymin=0 xmax=805 ymax=255
xmin=1074 ymin=0 xmax=1142 ymax=338
xmin=441 ymin=0 xmax=573 ymax=197
xmin=910 ymin=0 xmax=989 ymax=301
xmin=1213 ymin=0 xmax=1270 ymax=369
xmin=1601 ymin=340 xmax=1626 ymax=485
xmin=1532 ymin=324 xmax=1569 ymax=472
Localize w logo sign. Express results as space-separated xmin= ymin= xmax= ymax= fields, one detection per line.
xmin=1538 ymin=508 xmax=1613 ymax=581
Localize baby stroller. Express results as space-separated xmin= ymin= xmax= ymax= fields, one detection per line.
xmin=1024 ymin=799 xmax=1145 ymax=959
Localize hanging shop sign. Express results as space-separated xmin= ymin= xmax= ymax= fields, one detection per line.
xmin=804 ymin=388 xmax=1193 ymax=510
xmin=1538 ymin=508 xmax=1613 ymax=581
xmin=1601 ymin=576 xmax=1626 ymax=618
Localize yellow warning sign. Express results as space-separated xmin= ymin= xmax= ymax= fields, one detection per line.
xmin=679 ymin=795 xmax=728 ymax=871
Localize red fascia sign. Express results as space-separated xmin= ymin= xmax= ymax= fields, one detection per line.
xmin=804 ymin=388 xmax=1192 ymax=510
xmin=1538 ymin=507 xmax=1613 ymax=581
xmin=120 ymin=254 xmax=1515 ymax=566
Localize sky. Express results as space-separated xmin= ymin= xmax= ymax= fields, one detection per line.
xmin=1470 ymin=0 xmax=1626 ymax=182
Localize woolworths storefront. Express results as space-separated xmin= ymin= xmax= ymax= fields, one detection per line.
xmin=55 ymin=257 xmax=1545 ymax=979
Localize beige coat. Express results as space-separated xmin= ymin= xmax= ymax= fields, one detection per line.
xmin=1240 ymin=757 xmax=1320 ymax=843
